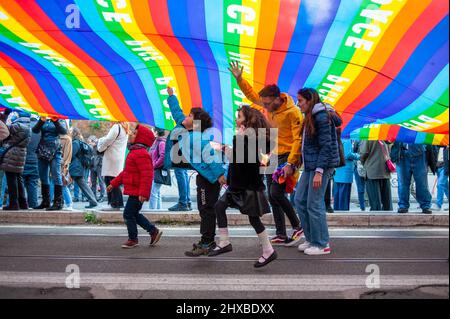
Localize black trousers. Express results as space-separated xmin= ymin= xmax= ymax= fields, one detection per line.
xmin=215 ymin=192 xmax=265 ymax=234
xmin=266 ymin=154 xmax=300 ymax=237
xmin=5 ymin=172 xmax=27 ymax=206
xmin=325 ymin=179 xmax=332 ymax=209
xmin=196 ymin=174 xmax=221 ymax=244
xmin=104 ymin=176 xmax=124 ymax=208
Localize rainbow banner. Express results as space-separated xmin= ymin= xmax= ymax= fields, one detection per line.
xmin=0 ymin=0 xmax=448 ymax=145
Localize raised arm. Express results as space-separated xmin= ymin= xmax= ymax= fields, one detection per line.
xmin=229 ymin=62 xmax=264 ymax=113
xmin=167 ymin=87 xmax=187 ymax=126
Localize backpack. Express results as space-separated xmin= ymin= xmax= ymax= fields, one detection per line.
xmin=77 ymin=140 xmax=93 ymax=168
xmin=327 ymin=109 xmax=345 ymax=168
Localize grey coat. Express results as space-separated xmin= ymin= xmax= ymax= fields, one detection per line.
xmin=0 ymin=115 xmax=31 ymax=173
xmin=359 ymin=140 xmax=391 ymax=180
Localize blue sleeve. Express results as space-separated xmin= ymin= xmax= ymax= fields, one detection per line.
xmin=344 ymin=140 xmax=360 ymax=161
xmin=167 ymin=95 xmax=186 ymax=126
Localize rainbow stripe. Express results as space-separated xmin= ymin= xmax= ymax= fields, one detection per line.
xmin=0 ymin=0 xmax=448 ymax=145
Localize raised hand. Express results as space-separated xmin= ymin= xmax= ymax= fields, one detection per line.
xmin=228 ymin=61 xmax=244 ymax=80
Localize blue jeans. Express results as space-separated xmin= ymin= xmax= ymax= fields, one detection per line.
xmin=294 ymin=169 xmax=334 ymax=248
xmin=149 ymin=181 xmax=162 ymax=209
xmin=436 ymin=167 xmax=449 ymax=208
xmin=0 ymin=171 xmax=7 ymax=207
xmin=353 ymin=166 xmax=366 ymax=210
xmin=333 ymin=182 xmax=352 ymax=211
xmin=123 ymin=196 xmax=156 ymax=241
xmin=38 ymin=154 xmax=63 ymax=186
xmin=397 ymin=153 xmax=431 ymax=210
xmin=174 ymin=168 xmax=190 ymax=206
xmin=63 ymin=185 xmax=72 ymax=206
xmin=23 ymin=173 xmax=40 ymax=208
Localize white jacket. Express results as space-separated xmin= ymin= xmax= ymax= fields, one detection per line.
xmin=97 ymin=124 xmax=128 ymax=177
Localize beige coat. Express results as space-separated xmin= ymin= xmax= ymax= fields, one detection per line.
xmin=60 ymin=134 xmax=72 ymax=174
xmin=97 ymin=123 xmax=128 ymax=177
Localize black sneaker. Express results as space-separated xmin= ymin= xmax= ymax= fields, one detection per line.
xmin=422 ymin=208 xmax=432 ymax=215
xmin=85 ymin=203 xmax=98 ymax=209
xmin=185 ymin=241 xmax=216 ymax=257
xmin=326 ymin=207 xmax=334 ymax=214
xmin=398 ymin=208 xmax=408 ymax=214
xmin=168 ymin=203 xmax=190 ymax=211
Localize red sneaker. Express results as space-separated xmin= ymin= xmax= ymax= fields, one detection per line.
xmin=150 ymin=228 xmax=163 ymax=246
xmin=121 ymin=239 xmax=139 ymax=249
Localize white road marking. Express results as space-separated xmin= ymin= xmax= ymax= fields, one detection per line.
xmin=0 ymin=272 xmax=447 ymax=292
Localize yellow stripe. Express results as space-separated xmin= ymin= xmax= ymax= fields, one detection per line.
xmin=0 ymin=66 xmax=35 ymax=114
xmin=112 ymin=3 xmax=184 ymax=108
xmin=0 ymin=5 xmax=115 ymax=120
xmin=324 ymin=0 xmax=409 ymax=104
xmin=239 ymin=0 xmax=263 ymax=104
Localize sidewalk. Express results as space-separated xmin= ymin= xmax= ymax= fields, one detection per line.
xmin=0 ymin=207 xmax=448 ymax=227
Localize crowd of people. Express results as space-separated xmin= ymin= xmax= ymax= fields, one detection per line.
xmin=0 ymin=63 xmax=448 ymax=267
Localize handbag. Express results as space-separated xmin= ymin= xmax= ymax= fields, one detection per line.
xmin=378 ymin=141 xmax=396 ymax=173
xmin=356 ymin=160 xmax=366 ymax=178
xmin=154 ymin=168 xmax=171 ymax=186
xmin=36 ymin=142 xmax=57 ymax=162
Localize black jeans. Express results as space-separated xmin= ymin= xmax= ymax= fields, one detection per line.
xmin=90 ymin=167 xmax=106 ymax=199
xmin=123 ymin=196 xmax=156 ymax=240
xmin=196 ymin=174 xmax=221 ymax=244
xmin=72 ymin=176 xmax=98 ymax=206
xmin=366 ymin=178 xmax=393 ymax=211
xmin=266 ymin=154 xmax=300 ymax=237
xmin=215 ymin=192 xmax=265 ymax=234
xmin=104 ymin=176 xmax=124 ymax=208
xmin=5 ymin=172 xmax=26 ymax=206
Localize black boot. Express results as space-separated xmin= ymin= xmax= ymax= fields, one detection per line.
xmin=47 ymin=185 xmax=64 ymax=211
xmin=34 ymin=184 xmax=51 ymax=209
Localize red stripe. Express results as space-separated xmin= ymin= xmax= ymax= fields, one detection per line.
xmin=15 ymin=0 xmax=136 ymax=121
xmin=147 ymin=0 xmax=203 ymax=107
xmin=265 ymin=0 xmax=301 ymax=85
xmin=342 ymin=0 xmax=448 ymax=128
xmin=0 ymin=52 xmax=56 ymax=114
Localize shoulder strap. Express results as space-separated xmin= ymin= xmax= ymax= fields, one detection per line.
xmin=378 ymin=141 xmax=389 ymax=160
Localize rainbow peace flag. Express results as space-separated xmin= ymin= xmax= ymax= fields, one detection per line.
xmin=0 ymin=0 xmax=448 ymax=145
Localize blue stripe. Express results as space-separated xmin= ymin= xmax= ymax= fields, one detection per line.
xmin=344 ymin=16 xmax=449 ymax=135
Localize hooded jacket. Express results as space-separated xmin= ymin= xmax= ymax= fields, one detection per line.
xmin=110 ymin=125 xmax=155 ymax=199
xmin=0 ymin=113 xmax=31 ymax=173
xmin=164 ymin=95 xmax=225 ymax=184
xmin=237 ymin=78 xmax=303 ymax=166
xmin=302 ymin=103 xmax=341 ymax=172
xmin=23 ymin=116 xmax=41 ymax=176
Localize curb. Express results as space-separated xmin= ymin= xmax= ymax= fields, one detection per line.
xmin=0 ymin=211 xmax=448 ymax=227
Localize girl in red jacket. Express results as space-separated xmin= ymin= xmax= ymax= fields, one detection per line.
xmin=107 ymin=124 xmax=163 ymax=249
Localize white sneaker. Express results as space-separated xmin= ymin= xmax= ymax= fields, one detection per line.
xmin=63 ymin=205 xmax=74 ymax=211
xmin=432 ymin=204 xmax=442 ymax=211
xmin=304 ymin=245 xmax=331 ymax=255
xmin=298 ymin=241 xmax=311 ymax=252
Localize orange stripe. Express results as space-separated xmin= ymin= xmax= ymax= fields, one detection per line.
xmin=0 ymin=56 xmax=46 ymax=114
xmin=132 ymin=0 xmax=193 ymax=111
xmin=4 ymin=1 xmax=128 ymax=121
xmin=253 ymin=0 xmax=281 ymax=90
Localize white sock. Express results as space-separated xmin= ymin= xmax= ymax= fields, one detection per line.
xmin=257 ymin=230 xmax=274 ymax=260
xmin=218 ymin=228 xmax=230 ymax=248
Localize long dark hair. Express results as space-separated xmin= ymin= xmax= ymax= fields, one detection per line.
xmin=298 ymin=88 xmax=324 ymax=137
xmin=237 ymin=105 xmax=272 ymax=143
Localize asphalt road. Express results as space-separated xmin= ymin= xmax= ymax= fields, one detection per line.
xmin=0 ymin=225 xmax=448 ymax=299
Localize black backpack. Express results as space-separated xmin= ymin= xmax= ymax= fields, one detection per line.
xmin=78 ymin=140 xmax=93 ymax=168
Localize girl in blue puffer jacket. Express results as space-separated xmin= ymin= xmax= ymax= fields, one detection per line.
xmin=294 ymin=88 xmax=342 ymax=256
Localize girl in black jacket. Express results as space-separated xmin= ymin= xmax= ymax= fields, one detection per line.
xmin=211 ymin=105 xmax=277 ymax=268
